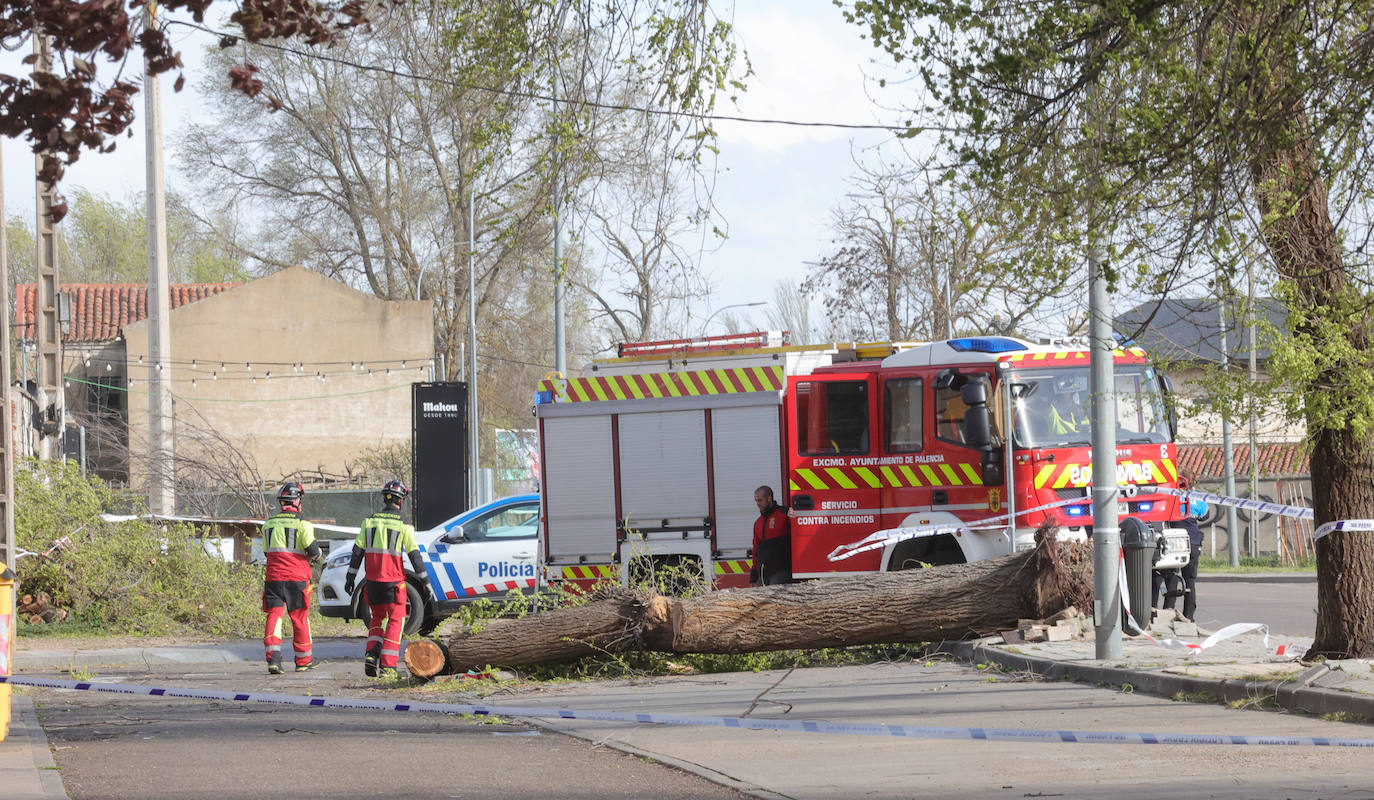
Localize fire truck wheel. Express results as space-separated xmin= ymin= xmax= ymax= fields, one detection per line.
xmin=888 ymin=535 xmax=966 ymax=571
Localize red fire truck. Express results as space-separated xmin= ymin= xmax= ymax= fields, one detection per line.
xmin=535 ymin=331 xmax=1191 ymax=592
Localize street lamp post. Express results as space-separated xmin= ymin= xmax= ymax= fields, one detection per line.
xmin=699 ymin=301 xmax=765 ymax=337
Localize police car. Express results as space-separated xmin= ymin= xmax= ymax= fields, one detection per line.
xmin=316 ymin=494 xmax=541 ymax=636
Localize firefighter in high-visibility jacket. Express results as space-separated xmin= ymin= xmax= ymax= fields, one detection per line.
xmin=343 ymin=480 xmax=434 ymax=678
xmin=262 ymin=482 xmax=321 ymax=674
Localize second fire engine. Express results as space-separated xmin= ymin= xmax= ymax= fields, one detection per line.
xmin=535 ymin=331 xmax=1192 ymax=592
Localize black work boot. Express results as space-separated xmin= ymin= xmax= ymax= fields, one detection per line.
xmin=364 ymin=647 xmax=379 ymax=678
xmin=267 ymin=654 xmax=284 ymax=675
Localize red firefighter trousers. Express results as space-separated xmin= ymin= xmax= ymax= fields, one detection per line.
xmin=264 ymin=605 xmax=312 ymax=667
xmin=365 ymin=582 xmax=407 ymax=669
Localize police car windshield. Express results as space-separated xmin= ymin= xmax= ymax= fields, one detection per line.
xmin=1010 ymin=366 xmax=1170 ymax=449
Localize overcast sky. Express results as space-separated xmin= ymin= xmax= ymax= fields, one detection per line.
xmin=1 ymin=1 xmax=908 ymax=337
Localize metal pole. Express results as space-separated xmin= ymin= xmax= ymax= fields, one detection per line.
xmin=1001 ymin=370 xmax=1016 ymax=555
xmin=1219 ymin=300 xmax=1240 ymax=566
xmin=0 ymin=148 xmax=16 ymax=571
xmin=468 ymin=186 xmax=479 ymax=506
xmin=1246 ymin=262 xmax=1260 ymax=558
xmin=1089 ymin=247 xmax=1122 ymax=658
xmin=145 ymin=0 xmax=174 ymax=514
xmin=550 ymin=7 xmax=568 ymax=376
xmin=34 ymin=33 xmax=64 ymax=464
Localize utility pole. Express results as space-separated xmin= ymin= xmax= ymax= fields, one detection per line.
xmin=1219 ymin=299 xmax=1240 ymax=566
xmin=550 ymin=0 xmax=570 ymax=376
xmin=468 ymin=186 xmax=479 ymax=505
xmin=33 ymin=33 xmax=64 ymax=464
xmin=550 ymin=85 xmax=566 ymax=376
xmin=1089 ymin=247 xmax=1122 ymax=659
xmin=1 ymin=152 xmax=16 ymax=571
xmin=1246 ymin=260 xmax=1259 ymax=558
xmin=145 ymin=0 xmax=175 ymax=514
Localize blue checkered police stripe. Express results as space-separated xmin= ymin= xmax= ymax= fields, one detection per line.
xmin=418 ymin=544 xmax=467 ymax=599
xmin=3 ymin=676 xmax=1372 ymax=747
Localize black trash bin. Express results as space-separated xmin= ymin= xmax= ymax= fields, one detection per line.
xmin=1120 ymin=517 xmax=1156 ymax=633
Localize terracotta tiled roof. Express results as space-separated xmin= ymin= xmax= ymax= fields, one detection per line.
xmin=1177 ymin=442 xmax=1310 ymax=480
xmin=14 ymin=283 xmax=238 ymax=343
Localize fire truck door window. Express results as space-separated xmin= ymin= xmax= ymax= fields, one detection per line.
xmin=935 ymin=384 xmax=969 ymax=445
xmin=883 ymin=378 xmax=923 ymax=453
xmin=796 ymin=380 xmax=870 ymax=455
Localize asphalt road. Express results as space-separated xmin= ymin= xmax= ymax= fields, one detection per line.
xmin=23 ymin=654 xmax=1374 ymax=800
xmin=1189 ymin=577 xmax=1317 ymax=637
xmin=31 ymin=663 xmax=744 ymax=800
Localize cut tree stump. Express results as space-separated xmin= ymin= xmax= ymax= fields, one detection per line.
xmin=404 ymin=639 xmax=449 ymax=679
xmin=441 ymin=537 xmax=1092 ymax=674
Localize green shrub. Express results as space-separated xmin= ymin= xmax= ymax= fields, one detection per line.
xmin=15 ymin=459 xmax=262 ymax=637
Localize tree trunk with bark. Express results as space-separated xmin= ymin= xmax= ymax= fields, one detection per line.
xmin=1247 ymin=27 xmax=1374 ymax=659
xmin=440 ymin=538 xmax=1092 ymax=674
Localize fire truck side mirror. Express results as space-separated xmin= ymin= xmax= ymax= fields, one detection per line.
xmin=1158 ymin=373 xmax=1178 ymax=439
xmin=961 ymin=380 xmax=992 ymax=449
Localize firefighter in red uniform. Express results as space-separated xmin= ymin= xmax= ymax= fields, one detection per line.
xmin=343 ymin=480 xmax=435 ymax=678
xmin=749 ymin=485 xmax=792 ymax=586
xmin=262 ymin=482 xmax=321 ymax=674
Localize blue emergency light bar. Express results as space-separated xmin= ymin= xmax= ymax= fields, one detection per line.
xmin=946 ymin=337 xmax=1027 ymax=353
xmin=534 ymin=390 xmax=554 ymax=405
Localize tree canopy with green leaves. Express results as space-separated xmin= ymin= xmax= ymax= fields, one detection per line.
xmin=840 ymin=0 xmax=1374 ymax=656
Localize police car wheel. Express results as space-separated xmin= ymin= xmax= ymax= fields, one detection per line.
xmin=402 ymin=581 xmax=426 ymax=637
xmin=350 ymin=584 xmax=428 ymax=638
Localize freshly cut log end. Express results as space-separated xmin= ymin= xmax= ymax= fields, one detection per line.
xmin=404 ymin=638 xmax=450 ymax=680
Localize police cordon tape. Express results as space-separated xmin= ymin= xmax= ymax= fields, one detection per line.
xmin=826 ymin=495 xmax=1089 ymax=562
xmin=829 ymin=486 xmax=1374 ymax=564
xmin=1113 ymin=556 xmax=1300 ymax=657
xmin=1154 ymin=487 xmax=1374 ymax=541
xmin=3 ymin=674 xmax=1373 ymax=747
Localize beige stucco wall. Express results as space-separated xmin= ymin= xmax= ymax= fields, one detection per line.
xmin=123 ymin=268 xmax=433 ymax=484
xmin=1166 ymin=364 xmax=1305 ymax=444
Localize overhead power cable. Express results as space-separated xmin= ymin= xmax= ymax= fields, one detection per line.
xmin=165 ymin=19 xmax=946 ymax=135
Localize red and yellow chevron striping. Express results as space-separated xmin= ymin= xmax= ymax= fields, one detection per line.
xmin=713 ymin=559 xmax=752 ymax=575
xmin=999 ymin=347 xmax=1147 ymax=365
xmin=558 ymin=565 xmax=618 ymax=581
xmin=1032 ymin=458 xmax=1178 ymax=489
xmin=787 ymin=462 xmax=983 ymax=492
xmin=539 ymin=365 xmax=786 ymax=403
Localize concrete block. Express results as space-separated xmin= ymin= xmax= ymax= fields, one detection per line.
xmin=1045 ymin=625 xmax=1074 ymax=642
xmin=1154 ymin=608 xmax=1177 ymax=624
xmin=1172 ymin=621 xmax=1199 ymax=637
xmin=1021 ymin=626 xmax=1047 ymax=642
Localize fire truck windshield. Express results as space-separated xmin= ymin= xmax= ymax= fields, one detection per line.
xmin=1009 ymin=366 xmax=1171 ymax=449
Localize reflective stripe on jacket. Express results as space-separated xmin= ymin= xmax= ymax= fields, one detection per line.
xmin=355 ymin=510 xmax=417 ymax=583
xmin=264 ymin=511 xmax=317 ymax=582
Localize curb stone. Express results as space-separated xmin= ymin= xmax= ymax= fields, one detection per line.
xmin=933 ymin=639 xmax=1374 ymax=722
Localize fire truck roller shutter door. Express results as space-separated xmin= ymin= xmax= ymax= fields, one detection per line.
xmin=542 ymin=415 xmax=617 ymax=558
xmin=618 ymin=410 xmax=709 ymax=523
xmin=711 ymin=405 xmax=784 ymax=553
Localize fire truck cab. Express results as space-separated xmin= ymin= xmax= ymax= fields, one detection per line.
xmin=536 ymin=332 xmax=1191 ymax=593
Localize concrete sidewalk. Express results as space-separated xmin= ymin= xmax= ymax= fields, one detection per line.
xmin=2 ymin=695 xmax=66 ymax=800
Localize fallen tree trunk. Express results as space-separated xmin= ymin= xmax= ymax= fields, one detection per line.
xmin=441 ymin=538 xmax=1093 ymax=674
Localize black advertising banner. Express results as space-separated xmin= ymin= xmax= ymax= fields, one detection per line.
xmin=411 ymin=382 xmax=469 ymax=530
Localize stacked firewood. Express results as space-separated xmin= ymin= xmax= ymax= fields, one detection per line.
xmin=18 ymin=591 xmax=70 ymax=625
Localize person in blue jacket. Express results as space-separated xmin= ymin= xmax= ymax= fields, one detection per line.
xmin=1161 ymin=493 xmax=1208 ymax=622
